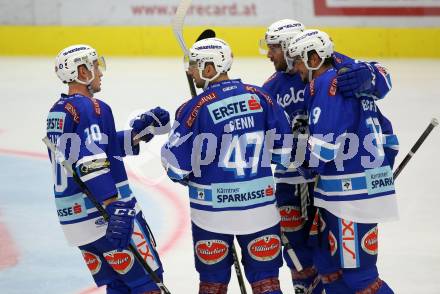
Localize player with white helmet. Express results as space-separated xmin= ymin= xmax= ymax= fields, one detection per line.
xmin=288 ymin=29 xmax=397 ymax=294
xmin=47 ymin=44 xmax=170 ymax=293
xmin=259 ymin=19 xmax=305 ymax=72
xmin=288 ymin=30 xmax=334 ymax=82
xmin=162 ymin=37 xmax=292 ymax=293
xmin=260 ymin=19 xmax=394 ymax=293
xmin=186 ymin=37 xmax=233 ymax=89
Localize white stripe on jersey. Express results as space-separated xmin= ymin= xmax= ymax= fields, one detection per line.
xmin=76 ymin=153 xmax=107 ymax=166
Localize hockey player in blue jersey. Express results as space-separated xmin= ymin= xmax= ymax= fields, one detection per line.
xmin=259 ymin=19 xmax=393 ymax=293
xmin=287 ymin=29 xmax=398 ymax=294
xmin=46 ymin=44 xmax=170 ymax=293
xmin=161 ymin=38 xmax=293 ymax=294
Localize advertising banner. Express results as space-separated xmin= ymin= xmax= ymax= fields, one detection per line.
xmin=314 ymin=0 xmax=440 ymax=15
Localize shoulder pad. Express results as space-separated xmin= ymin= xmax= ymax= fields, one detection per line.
xmin=329 ymin=77 xmax=337 ymax=96
xmin=87 ymin=97 xmax=101 ymax=116
xmin=64 ymin=102 xmax=80 ymax=123
xmin=374 ymin=64 xmax=389 ymax=76
xmin=185 ymin=91 xmax=218 ymax=128
xmin=245 ymin=85 xmax=273 ymax=105
xmin=263 ymin=72 xmax=278 ymax=86
xmin=176 ymin=100 xmax=190 ymax=120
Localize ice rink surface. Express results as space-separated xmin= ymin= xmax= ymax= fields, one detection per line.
xmin=0 ymin=57 xmax=439 ymax=293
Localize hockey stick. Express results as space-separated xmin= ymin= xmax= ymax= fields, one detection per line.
xmin=301 ymin=118 xmax=439 ymax=294
xmin=281 ymin=233 xmax=303 ymax=272
xmin=172 ymin=0 xmax=216 ymax=97
xmin=393 ymin=118 xmax=438 ymax=179
xmin=172 ymin=0 xmax=197 ymax=97
xmin=172 ymin=2 xmax=249 ymax=293
xmin=42 ymin=137 xmax=171 ymax=294
xmin=193 ymin=29 xmax=250 ymax=294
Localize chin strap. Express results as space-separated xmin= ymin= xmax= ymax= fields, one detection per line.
xmin=200 ymin=68 xmax=221 ymax=90
xmin=75 ymin=70 xmax=95 ymax=95
xmin=284 ymin=51 xmax=295 ymax=73
xmin=306 ymin=58 xmax=325 ymax=82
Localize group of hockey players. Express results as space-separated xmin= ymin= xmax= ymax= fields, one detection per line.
xmin=46 ymin=18 xmax=398 ymax=294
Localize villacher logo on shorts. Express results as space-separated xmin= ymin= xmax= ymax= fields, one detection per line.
xmin=81 ymin=250 xmax=102 ymax=275
xmin=329 ymin=230 xmax=338 ymax=256
xmin=103 ymin=249 xmax=135 ymax=275
xmin=195 ymin=240 xmax=229 ymax=265
xmin=362 ymin=226 xmax=378 ymax=255
xmin=279 ymin=206 xmax=305 ymax=232
xmin=247 ymin=235 xmax=281 ymax=261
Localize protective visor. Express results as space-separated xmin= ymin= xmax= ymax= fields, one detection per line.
xmin=183 ymin=54 xmax=197 ymax=71
xmin=258 ymin=39 xmax=269 ymax=55
xmin=97 ymin=56 xmax=106 ymax=72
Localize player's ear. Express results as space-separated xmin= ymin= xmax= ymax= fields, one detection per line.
xmin=204 ymin=62 xmax=217 ymax=78
xmin=310 ymin=52 xmax=322 ymax=68
xmin=77 ymin=65 xmax=88 ymax=80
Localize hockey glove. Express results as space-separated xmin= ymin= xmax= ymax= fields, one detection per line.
xmin=130 ymin=107 xmax=170 ymax=142
xmin=105 ymin=199 xmax=136 ymax=251
xmin=337 ymin=62 xmax=375 ymax=99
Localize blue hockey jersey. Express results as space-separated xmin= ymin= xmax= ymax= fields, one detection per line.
xmin=46 ymin=93 xmax=139 ymax=246
xmin=161 ymin=79 xmax=292 ymax=234
xmin=303 ymin=68 xmax=399 ymax=223
xmin=262 ymin=52 xmax=393 ymax=198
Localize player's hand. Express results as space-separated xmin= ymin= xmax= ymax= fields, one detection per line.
xmin=337 ymin=62 xmax=374 ymax=99
xmin=105 ymin=199 xmax=136 ymax=251
xmin=150 ymin=106 xmax=171 ymax=135
xmin=130 ymin=107 xmax=170 ymax=142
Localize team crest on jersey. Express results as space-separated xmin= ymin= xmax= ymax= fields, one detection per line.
xmin=248 ymin=235 xmax=281 ymax=261
xmin=309 ymin=211 xmax=326 ymax=236
xmin=104 ymin=250 xmax=135 ymax=274
xmin=328 ymin=230 xmax=337 ymax=256
xmin=82 ymin=250 xmax=102 ymax=275
xmin=329 ymin=78 xmax=337 ymax=96
xmin=362 ymin=226 xmax=378 ymax=255
xmin=195 ymin=240 xmax=229 ymax=265
xmin=279 ymin=206 xmax=305 ymax=232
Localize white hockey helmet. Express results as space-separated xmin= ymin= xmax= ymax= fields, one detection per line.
xmin=259 ymin=19 xmax=305 ymax=71
xmin=188 ymin=38 xmax=233 ymax=88
xmin=55 ymin=44 xmax=105 ymax=85
xmin=288 ymin=29 xmax=334 ymax=72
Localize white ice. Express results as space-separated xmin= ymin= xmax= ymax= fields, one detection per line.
xmin=0 ymin=57 xmax=439 ymax=293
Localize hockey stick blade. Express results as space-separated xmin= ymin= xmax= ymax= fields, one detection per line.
xmin=42 ymin=137 xmax=172 ymax=294
xmin=172 ymin=0 xmax=193 ymax=55
xmin=393 ymin=118 xmax=438 ymax=179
